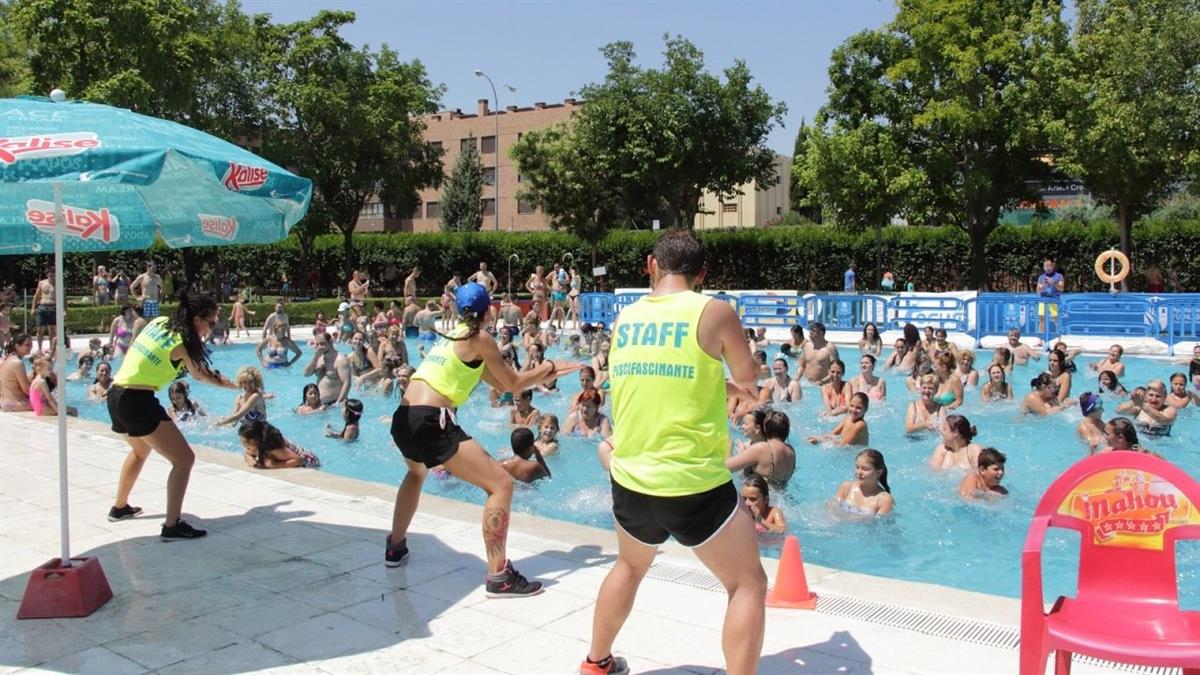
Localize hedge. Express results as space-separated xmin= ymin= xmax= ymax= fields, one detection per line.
xmin=2 ymin=220 xmax=1197 ymax=304
xmin=7 ymin=299 xmax=346 ymax=336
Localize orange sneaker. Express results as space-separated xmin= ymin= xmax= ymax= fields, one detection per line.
xmin=579 ymin=655 xmax=628 ymax=675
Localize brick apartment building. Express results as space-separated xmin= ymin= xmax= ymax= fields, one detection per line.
xmin=353 ymin=97 xmax=789 ymax=233
xmin=354 ymin=98 xmax=582 ymax=233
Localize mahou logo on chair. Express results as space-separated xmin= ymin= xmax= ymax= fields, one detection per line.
xmin=198 ymin=213 xmax=238 ymax=240
xmin=25 ymin=199 xmax=120 ymax=242
xmin=1058 ymin=468 xmax=1200 ymax=550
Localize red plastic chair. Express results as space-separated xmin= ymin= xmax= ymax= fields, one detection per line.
xmin=1020 ymin=451 xmax=1200 ymax=674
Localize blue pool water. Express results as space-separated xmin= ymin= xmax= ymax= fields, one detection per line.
xmin=68 ymin=339 xmax=1200 ymax=604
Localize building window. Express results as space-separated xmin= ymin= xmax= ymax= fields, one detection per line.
xmin=481 ymin=198 xmax=496 ymax=216
xmin=481 ymin=135 xmax=496 ymax=154
xmin=460 ymin=137 xmax=476 ymax=153
xmin=425 ymin=201 xmax=440 ymax=219
xmin=411 ymin=202 xmax=422 ymax=219
xmin=722 ymin=203 xmax=738 ymax=213
xmin=518 ymin=172 xmax=528 ymax=183
xmin=428 ymin=140 xmax=442 ymax=153
xmin=518 ymin=200 xmax=536 ymax=214
xmin=776 ymin=206 xmax=782 ymax=215
xmin=360 ymin=202 xmax=383 ymax=218
xmin=482 ymin=167 xmax=496 ymax=186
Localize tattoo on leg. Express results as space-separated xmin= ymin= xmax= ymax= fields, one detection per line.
xmin=483 ymin=507 xmax=510 ymax=564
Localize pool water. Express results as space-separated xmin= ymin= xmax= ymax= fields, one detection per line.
xmin=68 ymin=339 xmax=1200 ymax=605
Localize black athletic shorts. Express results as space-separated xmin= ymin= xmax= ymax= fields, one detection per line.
xmin=611 ymin=478 xmax=740 ymax=548
xmin=391 ymin=405 xmax=472 ymax=468
xmin=107 ymin=386 xmax=170 ymax=437
xmin=36 ymin=304 xmax=55 ymax=327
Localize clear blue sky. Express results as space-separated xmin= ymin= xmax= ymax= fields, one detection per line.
xmin=240 ymin=0 xmax=898 ymax=154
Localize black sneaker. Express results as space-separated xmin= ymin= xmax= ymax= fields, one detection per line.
xmin=107 ymin=504 xmax=143 ymax=522
xmin=385 ymin=535 xmax=409 ymax=567
xmin=160 ymin=519 xmax=207 ymax=541
xmin=485 ymin=560 xmax=544 ymax=598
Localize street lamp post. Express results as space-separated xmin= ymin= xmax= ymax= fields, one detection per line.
xmin=474 ymin=69 xmax=515 ymax=232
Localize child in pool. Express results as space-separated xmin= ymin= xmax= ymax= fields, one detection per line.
xmin=28 ymin=357 xmax=78 ymax=417
xmin=510 ymin=389 xmax=541 ymax=426
xmin=727 ymin=409 xmax=796 ymax=485
xmin=807 ymin=392 xmax=869 ymax=447
xmin=325 ymin=398 xmax=362 ymax=441
xmin=958 ymin=447 xmax=1008 ymax=499
xmin=238 ymin=419 xmax=321 ymax=469
xmin=67 ymin=353 xmax=94 ymax=381
xmin=1098 ymin=369 xmax=1128 ymax=397
xmin=217 ymin=366 xmax=268 ymax=426
xmin=534 ymin=414 xmax=560 ymax=457
xmin=499 ymin=427 xmax=551 ymax=484
xmin=1076 ymin=391 xmax=1107 ymax=453
xmin=167 ymin=380 xmax=206 ymax=421
xmin=1099 ymin=417 xmax=1158 ymax=456
xmin=833 ymin=448 xmax=894 ymax=516
xmin=742 ymin=474 xmax=786 ymax=534
xmin=1167 ymin=372 xmax=1197 ymax=408
xmin=297 ymin=383 xmax=326 ymax=415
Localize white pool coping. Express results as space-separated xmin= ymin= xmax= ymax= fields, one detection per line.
xmin=0 ymin=413 xmax=1139 ymax=674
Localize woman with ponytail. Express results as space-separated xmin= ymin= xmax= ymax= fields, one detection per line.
xmin=386 ymin=282 xmax=581 ymax=597
xmin=105 ymin=289 xmax=238 ymax=539
xmin=500 ymin=427 xmax=551 ymax=483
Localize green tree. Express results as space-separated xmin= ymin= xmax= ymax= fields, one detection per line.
xmin=788 ymin=119 xmax=821 ymax=222
xmin=1053 ymin=0 xmax=1200 ymax=285
xmin=512 ymin=124 xmax=626 ymax=268
xmin=256 ymin=10 xmax=444 ymax=279
xmin=570 ymin=36 xmax=786 ymax=228
xmin=0 ymin=1 xmax=32 ymax=97
xmin=812 ymin=0 xmax=1071 ymax=288
xmin=440 ymin=133 xmax=484 ymax=232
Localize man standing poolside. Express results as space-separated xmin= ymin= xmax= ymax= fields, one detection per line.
xmin=470 ymin=261 xmax=498 ymax=294
xmin=1037 ymin=258 xmax=1063 ymax=333
xmin=582 ymin=229 xmax=765 ymax=675
xmin=844 ymin=264 xmax=857 ymax=293
xmin=130 ymin=261 xmax=163 ymax=319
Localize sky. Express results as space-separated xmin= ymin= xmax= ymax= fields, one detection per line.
xmin=239 ymin=0 xmax=899 ymax=155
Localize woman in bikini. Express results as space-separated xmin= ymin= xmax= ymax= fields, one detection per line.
xmin=820 ymin=359 xmax=850 ymax=416
xmin=928 ymin=414 xmax=982 ymax=471
xmin=956 ymin=350 xmax=979 ymax=388
xmin=905 ymin=374 xmax=946 ymax=434
xmin=932 ymin=352 xmax=964 ymax=410
xmin=563 ymin=388 xmax=611 ymax=438
xmin=758 ymin=357 xmax=801 ymax=405
xmin=1020 ymin=372 xmax=1071 ymax=416
xmin=108 ymin=305 xmax=138 ymax=356
xmin=726 ymin=409 xmax=795 ymax=486
xmin=0 ymin=333 xmax=33 ymax=412
xmin=1046 ymin=348 xmax=1072 ymax=402
xmin=526 ymin=266 xmax=548 ymax=322
xmin=980 ymin=364 xmax=1013 ymax=401
xmin=833 ymin=448 xmax=894 ymax=516
xmin=847 ymin=354 xmax=886 ymax=401
xmin=1117 ymin=379 xmax=1177 ymax=438
xmin=591 ymin=339 xmax=611 ymax=389
xmin=858 ymin=322 xmax=883 ymax=357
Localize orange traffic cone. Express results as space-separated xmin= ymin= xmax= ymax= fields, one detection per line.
xmin=766 ymin=535 xmax=817 ymax=609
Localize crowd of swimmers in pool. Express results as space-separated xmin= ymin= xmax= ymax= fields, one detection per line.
xmin=3 ymin=289 xmax=1199 ymax=527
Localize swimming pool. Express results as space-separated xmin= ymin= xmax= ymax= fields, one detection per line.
xmin=67 ymin=339 xmax=1200 ymax=605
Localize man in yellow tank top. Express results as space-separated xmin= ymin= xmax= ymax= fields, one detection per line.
xmin=580 ymin=230 xmax=764 ymax=675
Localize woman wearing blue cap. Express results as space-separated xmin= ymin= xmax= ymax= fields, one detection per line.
xmin=386 ymin=282 xmax=581 ymax=597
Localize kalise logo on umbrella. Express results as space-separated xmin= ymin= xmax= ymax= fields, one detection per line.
xmin=0 ymin=132 xmax=101 ymax=164
xmin=221 ymin=161 xmax=268 ymax=191
xmin=198 ymin=213 xmax=239 ymax=240
xmin=25 ymin=199 xmax=120 ymax=243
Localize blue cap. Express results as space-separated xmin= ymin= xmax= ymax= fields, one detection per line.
xmin=1079 ymin=391 xmax=1101 ymax=416
xmin=455 ymin=282 xmax=492 ymax=317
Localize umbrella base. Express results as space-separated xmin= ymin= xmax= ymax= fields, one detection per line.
xmin=17 ymin=557 xmax=113 ymax=619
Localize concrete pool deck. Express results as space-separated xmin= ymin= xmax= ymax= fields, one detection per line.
xmin=0 ymin=414 xmax=1147 ymax=674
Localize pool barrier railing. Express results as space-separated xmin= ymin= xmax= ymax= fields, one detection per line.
xmin=576 ymin=291 xmax=1200 ymax=355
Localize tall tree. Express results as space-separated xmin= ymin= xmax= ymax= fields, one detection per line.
xmin=788 ymin=119 xmax=822 ymax=222
xmin=0 ymin=1 xmax=32 ymax=97
xmin=440 ymin=133 xmax=484 ymax=232
xmin=812 ymin=0 xmax=1071 ymax=288
xmin=1054 ymin=0 xmax=1200 ymax=283
xmin=570 ymin=36 xmax=786 ymax=228
xmin=257 ymin=10 xmax=444 ymax=279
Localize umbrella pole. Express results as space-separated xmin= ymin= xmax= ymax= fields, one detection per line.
xmin=53 ymin=182 xmax=71 ymax=566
